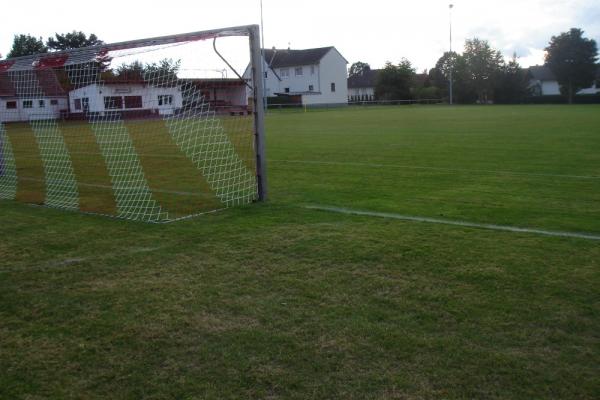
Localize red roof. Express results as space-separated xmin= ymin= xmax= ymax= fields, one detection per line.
xmin=0 ymin=70 xmax=66 ymax=97
xmin=0 ymin=73 xmax=16 ymax=97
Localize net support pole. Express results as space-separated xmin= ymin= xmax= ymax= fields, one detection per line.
xmin=249 ymin=24 xmax=268 ymax=202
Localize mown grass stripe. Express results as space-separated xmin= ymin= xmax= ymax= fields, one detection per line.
xmin=305 ymin=204 xmax=600 ymax=241
xmin=273 ymin=159 xmax=600 ymax=180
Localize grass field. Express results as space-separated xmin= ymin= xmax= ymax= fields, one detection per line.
xmin=1 ymin=105 xmax=599 ymax=399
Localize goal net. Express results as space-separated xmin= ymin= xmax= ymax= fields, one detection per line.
xmin=0 ymin=25 xmax=266 ymax=222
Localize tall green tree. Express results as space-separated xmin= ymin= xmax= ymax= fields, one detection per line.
xmin=493 ymin=54 xmax=530 ymax=104
xmin=349 ymin=61 xmax=371 ymax=77
xmin=375 ymin=59 xmax=415 ymax=101
xmin=6 ymin=34 xmax=48 ymax=58
xmin=431 ymin=51 xmax=476 ymax=103
xmin=47 ymin=31 xmax=103 ymax=51
xmin=462 ymin=38 xmax=504 ymax=103
xmin=545 ymin=28 xmax=598 ymax=104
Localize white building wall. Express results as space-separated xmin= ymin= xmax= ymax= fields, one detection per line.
xmin=69 ymin=84 xmax=183 ymax=114
xmin=0 ymin=97 xmax=68 ymax=123
xmin=275 ymin=64 xmax=320 ymax=95
xmin=578 ymin=83 xmax=599 ymax=95
xmin=541 ymin=81 xmax=561 ymax=95
xmin=303 ymin=49 xmax=348 ymax=105
xmin=348 ymin=87 xmax=375 ymax=98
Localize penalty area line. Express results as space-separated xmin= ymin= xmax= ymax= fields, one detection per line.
xmin=304 ymin=205 xmax=600 ymax=241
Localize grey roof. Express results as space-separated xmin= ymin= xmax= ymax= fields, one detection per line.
xmin=528 ymin=65 xmax=556 ymax=81
xmin=347 ymin=69 xmax=380 ymax=88
xmin=263 ymin=47 xmax=334 ymax=68
xmin=528 ymin=65 xmax=600 ymax=81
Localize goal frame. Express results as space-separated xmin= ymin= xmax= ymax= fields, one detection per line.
xmin=0 ymin=24 xmax=268 ymax=218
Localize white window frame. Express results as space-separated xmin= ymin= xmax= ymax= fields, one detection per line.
xmin=158 ymin=94 xmax=174 ymax=106
xmin=280 ymin=68 xmax=289 ymax=78
xmin=295 ymin=67 xmax=303 ymax=76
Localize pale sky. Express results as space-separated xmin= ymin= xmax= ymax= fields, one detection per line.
xmin=1 ymin=0 xmax=599 ymax=72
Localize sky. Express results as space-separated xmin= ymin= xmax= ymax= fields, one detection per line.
xmin=1 ymin=0 xmax=599 ymax=72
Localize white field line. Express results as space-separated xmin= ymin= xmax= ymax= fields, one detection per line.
xmin=271 ymin=159 xmax=600 ymax=180
xmin=305 ymin=205 xmax=600 ymax=241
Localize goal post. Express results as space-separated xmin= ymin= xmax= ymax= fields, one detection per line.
xmin=0 ymin=25 xmax=267 ymax=222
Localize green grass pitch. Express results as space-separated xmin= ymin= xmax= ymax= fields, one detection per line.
xmin=1 ymin=105 xmax=599 ymax=398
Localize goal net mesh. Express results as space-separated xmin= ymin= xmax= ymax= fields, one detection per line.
xmin=0 ymin=28 xmax=261 ymax=222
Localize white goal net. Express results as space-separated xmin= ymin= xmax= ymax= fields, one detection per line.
xmin=0 ymin=25 xmax=266 ymax=222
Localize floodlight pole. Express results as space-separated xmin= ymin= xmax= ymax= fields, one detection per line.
xmin=449 ymin=3 xmax=454 ymax=105
xmin=249 ymin=24 xmax=268 ymax=201
xmin=260 ymin=0 xmax=267 ymax=111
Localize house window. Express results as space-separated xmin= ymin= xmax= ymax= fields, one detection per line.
xmin=104 ymin=96 xmax=123 ymax=110
xmin=295 ymin=67 xmax=303 ymax=76
xmin=311 ymin=65 xmax=315 ymax=75
xmin=74 ymin=99 xmax=82 ymax=110
xmin=39 ymin=100 xmax=45 ymax=108
xmin=330 ymin=82 xmax=336 ymax=92
xmin=264 ymin=71 xmax=268 ymax=79
xmin=23 ymin=100 xmax=33 ymax=109
xmin=284 ymin=88 xmax=290 ymax=93
xmin=124 ymin=96 xmax=143 ymax=109
xmin=82 ymin=98 xmax=89 ymax=111
xmin=309 ymin=85 xmax=314 ymax=91
xmin=6 ymin=101 xmax=17 ymax=109
xmin=50 ymin=99 xmax=58 ymax=106
xmin=158 ymin=95 xmax=173 ymax=106
xmin=280 ymin=68 xmax=289 ymax=78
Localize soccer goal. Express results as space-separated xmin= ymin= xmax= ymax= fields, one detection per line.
xmin=0 ymin=25 xmax=266 ymax=222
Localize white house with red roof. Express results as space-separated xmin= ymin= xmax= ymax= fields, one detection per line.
xmin=0 ymin=70 xmax=68 ymax=123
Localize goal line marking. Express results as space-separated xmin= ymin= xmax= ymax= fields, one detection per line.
xmin=271 ymin=159 xmax=600 ymax=180
xmin=305 ymin=205 xmax=600 ymax=241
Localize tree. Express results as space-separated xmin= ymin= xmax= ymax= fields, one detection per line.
xmin=375 ymin=59 xmax=415 ymax=101
xmin=431 ymin=51 xmax=459 ymax=96
xmin=6 ymin=34 xmax=48 ymax=58
xmin=111 ymin=58 xmax=181 ymax=86
xmin=545 ymin=28 xmax=598 ymax=104
xmin=493 ymin=54 xmax=530 ymax=104
xmin=47 ymin=31 xmax=103 ymax=51
xmin=349 ymin=61 xmax=371 ymax=77
xmin=431 ymin=51 xmax=476 ymax=103
xmin=462 ymin=38 xmax=504 ymax=103
xmin=112 ymin=60 xmax=146 ymax=80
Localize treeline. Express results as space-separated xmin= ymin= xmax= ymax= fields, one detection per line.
xmin=350 ymin=28 xmax=598 ymax=104
xmin=3 ymin=32 xmax=104 ymax=57
xmin=1 ymin=32 xmax=180 ymax=84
